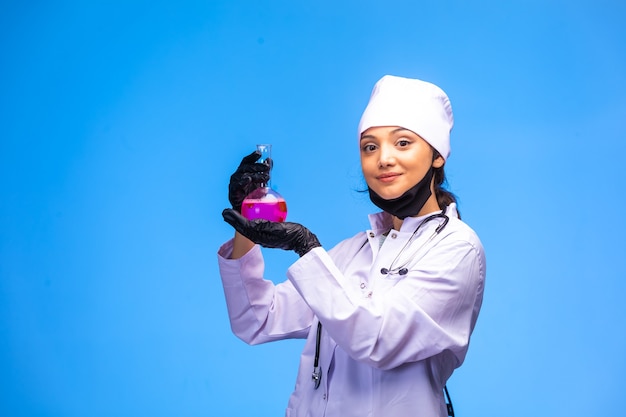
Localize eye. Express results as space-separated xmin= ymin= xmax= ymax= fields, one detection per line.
xmin=397 ymin=138 xmax=412 ymax=147
xmin=361 ymin=143 xmax=377 ymax=153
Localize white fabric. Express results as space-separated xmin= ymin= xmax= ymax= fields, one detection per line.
xmin=358 ymin=75 xmax=454 ymax=160
xmin=217 ymin=203 xmax=485 ymax=417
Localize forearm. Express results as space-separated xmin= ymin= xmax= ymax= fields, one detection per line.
xmin=229 ymin=231 xmax=255 ymax=259
xmin=287 ymin=245 xmax=483 ymax=370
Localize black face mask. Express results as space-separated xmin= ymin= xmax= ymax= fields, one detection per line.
xmin=368 ymin=167 xmax=434 ymax=219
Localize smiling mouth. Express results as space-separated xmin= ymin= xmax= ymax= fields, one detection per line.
xmin=377 ymin=173 xmax=401 ymax=183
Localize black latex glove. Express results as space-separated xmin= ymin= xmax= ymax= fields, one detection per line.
xmin=222 ymin=208 xmax=321 ymax=257
xmin=228 ymin=151 xmax=271 ymax=212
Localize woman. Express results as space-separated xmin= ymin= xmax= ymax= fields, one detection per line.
xmin=217 ymin=75 xmax=486 ymax=417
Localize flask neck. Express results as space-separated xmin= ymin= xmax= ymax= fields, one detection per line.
xmin=256 ymin=144 xmax=272 ymax=164
xmin=257 ymin=144 xmax=272 ymax=188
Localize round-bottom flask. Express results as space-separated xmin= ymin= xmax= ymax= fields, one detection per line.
xmin=241 ymin=144 xmax=288 ymax=222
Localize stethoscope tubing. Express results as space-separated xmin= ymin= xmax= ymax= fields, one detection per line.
xmin=381 ymin=208 xmax=449 ymax=276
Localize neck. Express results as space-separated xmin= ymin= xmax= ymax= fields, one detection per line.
xmin=392 ymin=193 xmax=441 ymax=230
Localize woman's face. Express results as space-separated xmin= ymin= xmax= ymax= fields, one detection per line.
xmin=360 ymin=126 xmax=444 ymax=200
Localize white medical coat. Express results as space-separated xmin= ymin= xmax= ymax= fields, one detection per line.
xmin=217 ymin=204 xmax=485 ymax=417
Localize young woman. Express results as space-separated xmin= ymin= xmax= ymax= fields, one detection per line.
xmin=217 ymin=75 xmax=486 ymax=417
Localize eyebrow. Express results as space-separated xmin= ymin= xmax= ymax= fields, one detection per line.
xmin=359 ymin=127 xmax=411 ymax=141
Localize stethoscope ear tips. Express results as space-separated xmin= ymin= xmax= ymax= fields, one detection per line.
xmin=380 ymin=267 xmax=408 ymax=275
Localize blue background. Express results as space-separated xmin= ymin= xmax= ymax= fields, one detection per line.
xmin=1 ymin=1 xmax=625 ymax=416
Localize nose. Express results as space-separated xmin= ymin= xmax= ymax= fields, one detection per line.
xmin=378 ymin=144 xmax=396 ymax=167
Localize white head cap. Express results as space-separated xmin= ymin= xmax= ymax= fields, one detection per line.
xmin=358 ymin=75 xmax=454 ymax=160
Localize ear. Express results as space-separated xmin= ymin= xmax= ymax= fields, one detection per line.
xmin=432 ymin=154 xmax=445 ymax=169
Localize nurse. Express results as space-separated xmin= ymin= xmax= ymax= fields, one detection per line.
xmin=217 ymin=75 xmax=486 ymax=417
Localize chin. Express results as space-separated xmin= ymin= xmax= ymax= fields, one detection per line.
xmin=373 ymin=189 xmax=404 ymax=201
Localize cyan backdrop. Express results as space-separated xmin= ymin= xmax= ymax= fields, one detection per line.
xmin=1 ymin=1 xmax=625 ymax=416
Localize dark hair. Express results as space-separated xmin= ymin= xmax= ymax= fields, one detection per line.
xmin=432 ymin=150 xmax=460 ymax=219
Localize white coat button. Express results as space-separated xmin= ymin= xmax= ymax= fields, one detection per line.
xmin=368 ymin=232 xmax=375 ymax=238
xmin=391 ymin=232 xmax=397 ymax=239
xmin=360 ymin=283 xmax=366 ymax=289
xmin=323 ymin=394 xmax=327 ymax=400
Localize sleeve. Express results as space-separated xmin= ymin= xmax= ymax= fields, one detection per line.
xmin=287 ymin=231 xmax=486 ymax=370
xmin=217 ymin=239 xmax=314 ymax=345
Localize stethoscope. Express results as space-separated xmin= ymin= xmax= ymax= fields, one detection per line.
xmin=380 ymin=206 xmax=449 ymax=275
xmin=311 ymin=206 xmax=455 ymax=416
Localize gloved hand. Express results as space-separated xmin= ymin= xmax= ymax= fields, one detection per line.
xmin=228 ymin=151 xmax=271 ymax=212
xmin=222 ymin=208 xmax=321 ymax=257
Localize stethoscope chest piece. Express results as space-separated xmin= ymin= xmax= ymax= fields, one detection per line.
xmin=311 ymin=367 xmax=322 ymax=389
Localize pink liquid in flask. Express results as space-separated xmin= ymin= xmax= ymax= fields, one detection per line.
xmin=241 ymin=188 xmax=288 ymax=222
